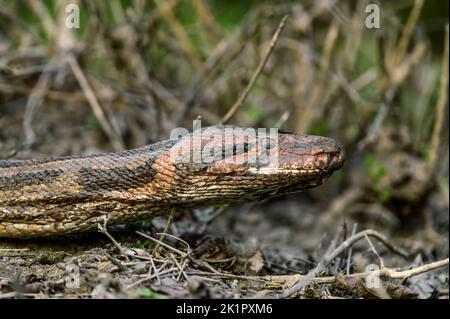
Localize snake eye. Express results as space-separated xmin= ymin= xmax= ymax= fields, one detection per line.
xmin=243 ymin=143 xmax=249 ymax=153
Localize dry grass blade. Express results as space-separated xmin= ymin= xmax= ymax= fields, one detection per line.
xmin=155 ymin=232 xmax=191 ymax=254
xmin=170 ymin=253 xmax=189 ymax=281
xmin=150 ymin=255 xmax=162 ymax=286
xmin=192 ymin=0 xmax=219 ymax=43
xmin=153 ymin=207 xmax=176 ymax=254
xmin=380 ymin=0 xmax=424 ymax=93
xmin=221 ymin=15 xmax=289 ymax=124
xmin=125 ymin=267 xmax=178 ymax=290
xmin=427 ymin=24 xmax=449 ymax=175
xmin=22 ymin=65 xmax=53 ymax=146
xmin=97 ymin=216 xmax=130 ymax=262
xmin=136 ymin=231 xmax=188 ymax=257
xmin=346 ymin=223 xmax=358 ymax=275
xmin=154 ymin=0 xmax=201 ymax=67
xmin=66 ymin=54 xmax=125 ymax=151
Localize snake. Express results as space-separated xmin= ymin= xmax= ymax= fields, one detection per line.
xmin=0 ymin=125 xmax=345 ymax=238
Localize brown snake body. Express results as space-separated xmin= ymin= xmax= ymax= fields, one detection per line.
xmin=0 ymin=126 xmax=344 ymax=238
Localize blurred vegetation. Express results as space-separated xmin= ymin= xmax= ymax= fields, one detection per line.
xmin=0 ymin=0 xmax=448 ymax=299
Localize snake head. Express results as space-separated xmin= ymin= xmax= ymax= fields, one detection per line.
xmin=164 ymin=126 xmax=344 ymax=205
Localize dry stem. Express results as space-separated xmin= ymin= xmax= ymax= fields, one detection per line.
xmin=221 ymin=15 xmax=288 ymax=124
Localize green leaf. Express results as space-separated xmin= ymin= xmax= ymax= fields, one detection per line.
xmin=82 ymin=115 xmax=101 ymax=129
xmin=132 ymin=240 xmax=155 ymax=249
xmin=137 ymin=289 xmax=159 ymax=299
xmin=377 ymin=189 xmax=391 ymax=203
xmin=363 ymin=153 xmax=375 ymax=171
xmin=422 ymin=147 xmax=431 ymax=160
xmin=310 ymin=119 xmax=330 ymax=136
xmin=245 ymin=105 xmax=264 ymax=121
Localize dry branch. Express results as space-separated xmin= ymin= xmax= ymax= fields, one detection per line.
xmin=67 ymin=54 xmax=125 ymax=151
xmin=221 ymin=15 xmax=288 ymax=124
xmin=427 ymin=24 xmax=449 ymax=175
xmin=279 ymin=229 xmax=409 ymax=298
xmin=153 ymin=207 xmax=176 ymax=254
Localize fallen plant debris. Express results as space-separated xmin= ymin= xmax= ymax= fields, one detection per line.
xmin=0 ymin=1 xmax=448 ymax=299
xmin=0 ymin=215 xmax=447 ymax=299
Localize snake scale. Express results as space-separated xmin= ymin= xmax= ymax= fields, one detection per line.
xmin=0 ymin=125 xmax=345 ymax=238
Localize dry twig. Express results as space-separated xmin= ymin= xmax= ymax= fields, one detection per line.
xmin=136 ymin=231 xmax=188 ymax=257
xmin=427 ymin=24 xmax=449 ymax=175
xmin=279 ymin=229 xmax=409 ymax=298
xmin=67 ymin=54 xmax=125 ymax=151
xmin=154 ymin=0 xmax=201 ymax=67
xmin=153 ymin=207 xmax=176 ymax=254
xmin=97 ymin=216 xmax=130 ymax=262
xmin=23 ymin=64 xmax=53 ymax=146
xmin=258 ymin=258 xmax=449 ymax=289
xmin=221 ymin=15 xmax=288 ymax=124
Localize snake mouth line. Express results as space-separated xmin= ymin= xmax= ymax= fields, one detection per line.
xmin=247 ymin=167 xmax=329 ymax=175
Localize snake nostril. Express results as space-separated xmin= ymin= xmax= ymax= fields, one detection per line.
xmin=328 ymin=152 xmax=339 ymax=170
xmin=329 ymin=150 xmax=345 ymax=170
